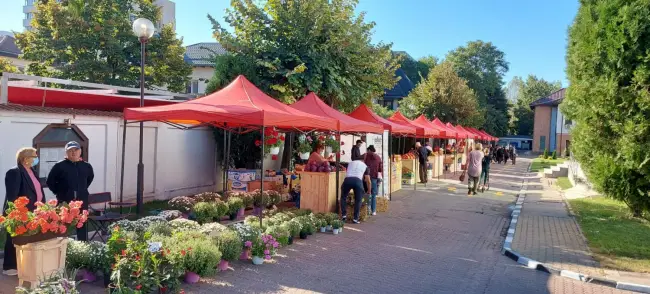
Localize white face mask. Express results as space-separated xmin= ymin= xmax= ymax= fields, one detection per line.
xmin=32 ymin=157 xmax=40 ymax=167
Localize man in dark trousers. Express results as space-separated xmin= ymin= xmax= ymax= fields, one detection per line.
xmin=416 ymin=142 xmax=430 ymax=183
xmin=351 ymin=140 xmax=363 ymax=161
xmin=47 ymin=141 xmax=94 ymax=241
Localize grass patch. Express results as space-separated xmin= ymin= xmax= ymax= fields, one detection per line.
xmin=530 ymin=158 xmax=565 ymax=172
xmin=557 ymin=177 xmax=573 ymax=190
xmin=569 ymin=197 xmax=650 ymax=273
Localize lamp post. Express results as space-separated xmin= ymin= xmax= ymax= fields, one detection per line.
xmin=132 ymin=18 xmax=155 ymax=215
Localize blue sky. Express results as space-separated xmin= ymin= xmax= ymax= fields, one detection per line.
xmin=2 ymin=0 xmax=578 ymax=86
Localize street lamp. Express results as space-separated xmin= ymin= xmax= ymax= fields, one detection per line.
xmin=132 ymin=18 xmax=155 ymax=215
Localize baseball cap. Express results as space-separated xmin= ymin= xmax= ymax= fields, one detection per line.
xmin=65 ymin=141 xmax=81 ymax=151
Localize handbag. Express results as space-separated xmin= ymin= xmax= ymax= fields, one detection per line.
xmin=459 ymin=171 xmax=466 ymax=182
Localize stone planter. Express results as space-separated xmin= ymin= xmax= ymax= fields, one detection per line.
xmin=16 ymin=237 xmax=69 ymax=289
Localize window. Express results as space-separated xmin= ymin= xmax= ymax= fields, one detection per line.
xmin=192 ymin=80 xmax=199 ymax=94
xmin=539 ymin=136 xmax=546 ymax=151
xmin=381 ymin=100 xmax=393 ymax=109
xmin=564 ymin=119 xmax=572 ymax=126
xmin=33 ymin=124 xmax=89 ymax=185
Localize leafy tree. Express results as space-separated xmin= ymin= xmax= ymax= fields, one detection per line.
xmin=395 ymin=52 xmax=438 ymax=86
xmin=564 ymin=0 xmax=650 ymax=216
xmin=0 ymin=58 xmax=19 ymax=76
xmin=208 ymin=0 xmax=400 ymax=112
xmin=15 ymin=0 xmax=191 ymax=92
xmin=205 ymin=53 xmax=260 ymax=94
xmin=370 ymin=103 xmax=395 ymax=119
xmin=446 ymin=40 xmax=510 ymax=136
xmin=401 ymin=62 xmax=482 ymax=126
xmin=512 ymin=75 xmax=562 ymax=135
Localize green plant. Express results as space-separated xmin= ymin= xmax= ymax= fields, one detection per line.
xmin=543 ymin=149 xmax=549 ymax=159
xmin=193 ymin=202 xmax=218 ymax=224
xmin=199 ymin=222 xmax=228 ymax=238
xmin=66 ymin=239 xmax=91 ymax=271
xmin=88 ymin=241 xmax=109 ymax=274
xmin=169 ymin=218 xmax=200 ymax=233
xmin=167 ymin=232 xmax=221 ymax=277
xmin=265 ymin=225 xmax=290 ymax=246
xmin=146 ymin=221 xmax=173 ymax=237
xmin=241 ymin=193 xmax=254 ymax=208
xmin=331 ymin=220 xmax=343 ymax=229
xmin=324 ymin=136 xmax=340 ymax=153
xmin=227 ymin=197 xmax=244 ymax=215
xmin=296 ymin=216 xmax=314 ymax=234
xmin=293 ymin=208 xmax=312 ymax=217
xmin=285 ymin=220 xmax=301 ymax=237
xmin=215 ymin=230 xmax=243 ymax=262
xmin=551 ymin=150 xmax=557 ymax=160
xmin=213 ymin=199 xmax=229 ymax=219
xmin=251 ymin=190 xmax=271 ymax=207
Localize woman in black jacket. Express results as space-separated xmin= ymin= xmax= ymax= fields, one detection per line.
xmin=3 ymin=147 xmax=46 ymax=276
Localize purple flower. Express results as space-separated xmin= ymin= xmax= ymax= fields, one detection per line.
xmin=265 ymin=255 xmax=271 ymax=260
xmin=244 ymin=241 xmax=252 ymax=248
xmin=264 ymin=249 xmax=270 ymax=255
xmin=272 ymin=242 xmax=279 ymax=248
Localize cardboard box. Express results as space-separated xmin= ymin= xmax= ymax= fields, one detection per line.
xmin=227 ymin=180 xmax=248 ymax=192
xmin=228 ymin=170 xmax=257 ymax=182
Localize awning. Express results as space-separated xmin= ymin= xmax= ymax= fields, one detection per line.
xmin=389 ymin=111 xmax=439 ymax=138
xmin=348 ymin=104 xmax=416 ymax=135
xmin=413 ymin=115 xmax=446 ymax=137
xmin=124 ymin=75 xmax=338 ymax=131
xmin=431 ymin=118 xmax=458 ymax=138
xmin=290 ymin=92 xmax=383 ymax=134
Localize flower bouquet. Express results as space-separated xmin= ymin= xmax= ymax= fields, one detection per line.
xmin=0 ymin=197 xmax=88 ymax=245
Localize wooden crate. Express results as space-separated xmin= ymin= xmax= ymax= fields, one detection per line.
xmin=297 ymin=171 xmax=346 ymax=213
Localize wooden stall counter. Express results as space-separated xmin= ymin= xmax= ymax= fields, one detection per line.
xmin=390 ymin=160 xmax=402 ymax=193
xmin=401 ymin=158 xmax=416 ymax=185
xmin=297 ymin=171 xmax=346 ymax=213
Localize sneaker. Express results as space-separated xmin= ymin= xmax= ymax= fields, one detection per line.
xmin=341 ymin=216 xmax=347 ymax=221
xmin=473 ymin=192 xmax=478 ymax=195
xmin=372 ymin=212 xmax=377 ymax=216
xmin=352 ymin=219 xmax=360 ymax=224
xmin=3 ymin=269 xmax=17 ymax=276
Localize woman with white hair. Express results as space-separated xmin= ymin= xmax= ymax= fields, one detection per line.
xmin=466 ymin=143 xmax=484 ymax=195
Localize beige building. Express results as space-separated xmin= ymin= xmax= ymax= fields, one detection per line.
xmin=183 ymin=43 xmax=227 ymax=95
xmin=23 ymin=0 xmax=176 ymax=31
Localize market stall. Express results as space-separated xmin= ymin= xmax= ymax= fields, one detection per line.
xmin=413 ymin=115 xmax=448 ymax=180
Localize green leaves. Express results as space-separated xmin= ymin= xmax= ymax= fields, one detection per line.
xmin=510 ymin=75 xmax=562 ymax=136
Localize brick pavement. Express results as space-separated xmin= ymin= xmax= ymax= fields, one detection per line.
xmin=0 ymin=158 xmax=635 ymax=293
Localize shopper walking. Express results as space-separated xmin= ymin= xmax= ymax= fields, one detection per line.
xmin=466 ymin=143 xmax=484 ymax=195
xmin=416 ymin=142 xmax=430 ymax=183
xmin=340 ymin=158 xmax=371 ymax=224
xmin=363 ymin=145 xmax=382 ymax=216
xmin=480 ymin=148 xmax=492 ymax=191
xmin=3 ymin=147 xmax=46 ymax=276
xmin=509 ymin=146 xmax=517 ymax=165
xmin=46 ymin=141 xmax=94 ymax=241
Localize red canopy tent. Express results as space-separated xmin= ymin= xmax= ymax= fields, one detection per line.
xmin=348 ymin=104 xmax=416 ymax=135
xmin=290 ymin=93 xmax=383 ymax=134
xmin=123 ymin=75 xmax=337 ymax=131
xmin=455 ymin=125 xmax=479 ymax=140
xmin=413 ymin=115 xmax=446 ymax=137
xmin=446 ymin=123 xmax=473 ymax=139
xmin=431 ymin=118 xmax=458 ymax=138
xmin=466 ymin=127 xmax=488 ymax=141
xmin=477 ymin=130 xmax=497 ymax=141
xmin=389 ymin=111 xmax=439 ymax=138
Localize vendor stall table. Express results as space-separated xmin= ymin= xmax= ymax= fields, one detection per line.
xmin=390 ymin=160 xmax=402 ymax=193
xmin=401 ymin=158 xmax=417 ymax=185
xmin=297 ymin=171 xmax=346 ymax=213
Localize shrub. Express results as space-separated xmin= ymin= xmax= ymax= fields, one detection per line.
xmin=227 ymin=197 xmax=244 ymax=215
xmin=168 ymin=196 xmax=196 ymax=213
xmin=199 ymin=222 xmax=228 ymax=238
xmin=193 ymin=202 xmax=218 ymax=224
xmin=169 ymin=234 xmax=221 ymax=277
xmin=213 ymin=199 xmax=229 ymax=219
xmin=543 ymin=149 xmax=549 ymax=159
xmin=66 ymin=239 xmax=91 ymax=271
xmin=194 ymin=192 xmax=221 ymax=203
xmin=146 ymin=221 xmax=173 ymax=237
xmin=215 ymin=230 xmax=242 ymax=262
xmin=284 ymin=220 xmax=301 ymax=237
xmin=158 ymin=210 xmax=183 ymax=221
xmin=551 ymin=150 xmax=557 ymax=160
xmin=169 ymin=218 xmax=200 ymax=233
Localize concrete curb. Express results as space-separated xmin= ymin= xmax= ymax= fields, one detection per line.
xmin=502 ymin=164 xmax=650 ymax=293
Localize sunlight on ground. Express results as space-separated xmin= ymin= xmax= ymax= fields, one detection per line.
xmin=382 ymin=243 xmax=434 ymax=255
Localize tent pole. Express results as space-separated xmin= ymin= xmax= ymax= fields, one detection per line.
xmin=222 ymin=124 xmax=227 ymax=192
xmin=335 ymin=131 xmax=340 ymax=213
xmin=381 ymin=131 xmax=385 ymax=198
xmin=119 ymin=119 xmax=127 ymax=214
xmin=388 ymin=131 xmax=392 ymax=201
xmin=226 ymin=129 xmax=231 ymax=192
xmin=414 ymin=136 xmax=417 ymax=191
xmin=259 ymin=126 xmax=266 ymax=227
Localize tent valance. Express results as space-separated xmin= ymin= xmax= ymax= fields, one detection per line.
xmin=389 ymin=111 xmax=439 ymax=138
xmin=348 ymin=104 xmax=416 ymax=135
xmin=290 ymin=93 xmax=383 ymax=134
xmin=413 ymin=115 xmax=446 ymax=137
xmin=431 ymin=118 xmax=458 ymax=138
xmin=123 ymin=75 xmax=338 ymax=131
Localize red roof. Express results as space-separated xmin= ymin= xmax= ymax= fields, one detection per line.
xmin=124 ymin=75 xmax=338 ymax=130
xmin=290 ymin=93 xmax=383 ymax=133
xmin=348 ymin=104 xmax=416 ymax=135
xmin=5 ymin=85 xmax=175 ymax=112
xmin=412 ymin=115 xmax=445 ymax=137
xmin=431 ymin=118 xmax=458 ymax=138
xmin=389 ymin=111 xmax=439 ymax=138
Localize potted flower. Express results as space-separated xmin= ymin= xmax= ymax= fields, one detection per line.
xmin=169 ymin=233 xmax=221 ymax=283
xmin=331 ymin=220 xmax=343 ymax=235
xmin=232 ymin=223 xmax=259 ymax=260
xmin=296 ymin=216 xmax=313 ymax=239
xmin=257 ymin=127 xmax=285 ymax=156
xmin=169 ymin=218 xmax=201 ymax=233
xmin=215 ymin=230 xmax=242 ymax=271
xmin=324 ymin=135 xmax=340 ymax=155
xmin=193 ymin=202 xmax=218 ymax=224
xmin=297 ymin=135 xmax=313 ymax=160
xmin=213 ymin=199 xmax=229 ymax=222
xmin=318 ymin=218 xmax=327 ymax=233
xmin=15 ymin=270 xmax=82 ymax=294
xmin=198 ymin=222 xmax=228 ymax=238
xmin=249 ymin=234 xmax=279 ymax=265
xmin=168 ymin=196 xmax=196 ymax=215
xmin=265 ymin=225 xmax=290 ymax=246
xmin=66 ymin=239 xmax=95 ymax=282
xmin=227 ymin=197 xmax=244 ymax=220
xmin=193 ymin=192 xmax=221 ymax=203
xmin=158 ymin=210 xmax=183 ymax=221
xmin=251 ymin=190 xmax=270 ymax=215
xmin=281 ymin=221 xmax=300 ymax=245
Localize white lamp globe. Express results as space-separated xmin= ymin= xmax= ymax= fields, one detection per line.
xmin=132 ymin=18 xmax=155 ymax=39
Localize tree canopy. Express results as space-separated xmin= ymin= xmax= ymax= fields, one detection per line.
xmin=512 ymin=75 xmax=562 ymax=136
xmin=0 ymin=58 xmax=19 ymax=76
xmin=207 ymin=0 xmax=400 ymax=112
xmin=564 ymin=0 xmax=650 ymax=216
xmin=15 ymin=0 xmax=191 ymax=92
xmin=446 ymin=41 xmax=510 ymax=136
xmin=401 ymin=62 xmax=481 ymax=126
xmin=395 ymin=52 xmax=438 ymax=86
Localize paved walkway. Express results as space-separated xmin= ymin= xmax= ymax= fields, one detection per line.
xmin=0 ymin=158 xmax=636 ymax=293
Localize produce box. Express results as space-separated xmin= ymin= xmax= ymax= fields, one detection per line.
xmin=376 ymin=197 xmax=389 ymax=213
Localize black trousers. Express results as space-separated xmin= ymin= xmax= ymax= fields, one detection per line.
xmin=340 ymin=177 xmax=364 ymax=221
xmin=3 ymin=231 xmax=16 ymax=270
xmin=419 ymin=161 xmax=428 ymax=183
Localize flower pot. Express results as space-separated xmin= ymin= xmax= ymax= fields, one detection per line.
xmin=104 ymin=271 xmax=111 ymax=288
xmin=299 ymin=152 xmax=310 ymax=160
xmin=269 ymin=147 xmax=280 ymax=155
xmin=240 ymin=248 xmax=251 ymax=260
xmin=307 ymin=231 xmax=313 ymax=235
xmin=12 ymin=232 xmax=67 ymax=246
xmin=237 ymin=208 xmax=245 ymax=218
xmin=288 ymin=236 xmax=294 ymax=245
xmin=339 ymin=227 xmax=343 ymax=233
xmin=320 ymin=227 xmax=326 ymax=233
xmin=333 ymin=229 xmax=340 ymax=235
xmin=252 ymin=256 xmax=264 ymax=265
xmin=218 ymin=260 xmax=229 ymax=271
xmin=77 ymin=268 xmax=97 ymax=283
xmin=184 ymin=271 xmax=200 ymax=284
xmin=326 ymin=225 xmax=332 ymax=231
xmin=299 ymin=232 xmax=308 ymax=239
xmin=253 ymin=206 xmax=263 ymax=216
xmin=229 ymin=213 xmax=237 ymax=221
xmin=15 ymin=237 xmax=68 ymax=288
xmin=325 ymin=146 xmax=333 ymax=154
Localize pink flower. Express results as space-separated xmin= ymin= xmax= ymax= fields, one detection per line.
xmin=273 ymin=242 xmax=279 ymax=248
xmin=244 ymin=241 xmax=252 ymax=248
xmin=47 ymin=199 xmax=58 ymax=206
xmin=264 ymin=249 xmax=270 ymax=255
xmin=265 ymin=255 xmax=271 ymax=260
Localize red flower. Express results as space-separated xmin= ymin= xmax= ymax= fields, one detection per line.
xmin=135 ymin=255 xmax=141 ymax=261
xmin=271 ymin=155 xmax=278 ymax=160
xmin=135 ymin=285 xmax=142 ymax=290
xmin=121 ymin=249 xmax=127 ymax=257
xmin=181 ymin=250 xmax=186 ymax=256
xmin=47 ymin=199 xmax=58 ymax=206
xmin=340 ymin=141 xmax=345 ymax=146
xmin=15 ymin=225 xmax=27 ymax=235
xmin=187 ymin=247 xmax=192 ymax=251
xmin=280 ymin=135 xmax=285 ymax=141
xmin=255 ymin=140 xmax=261 ymax=147
xmin=267 ymin=137 xmax=278 ymax=145
xmin=0 ymin=216 xmax=5 ymax=224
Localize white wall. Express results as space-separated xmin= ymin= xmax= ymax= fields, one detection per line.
xmin=190 ymin=67 xmax=214 ymax=95
xmin=0 ymin=110 xmax=216 ymax=206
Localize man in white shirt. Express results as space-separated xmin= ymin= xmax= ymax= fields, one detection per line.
xmin=340 ymin=159 xmax=371 ymax=223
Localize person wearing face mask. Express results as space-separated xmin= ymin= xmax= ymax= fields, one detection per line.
xmin=46 ymin=141 xmax=94 ymax=241
xmin=3 ymin=147 xmax=46 ymax=276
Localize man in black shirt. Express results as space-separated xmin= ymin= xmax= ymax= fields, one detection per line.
xmin=47 ymin=141 xmax=94 ymax=241
xmin=351 ymin=140 xmax=363 ymax=161
xmin=416 ymin=142 xmax=430 ymax=183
